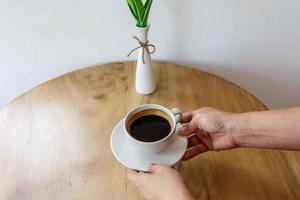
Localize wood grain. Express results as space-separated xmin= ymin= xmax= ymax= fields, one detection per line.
xmin=0 ymin=62 xmax=299 ymax=200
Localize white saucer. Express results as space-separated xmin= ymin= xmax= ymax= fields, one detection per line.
xmin=110 ymin=119 xmax=188 ymax=171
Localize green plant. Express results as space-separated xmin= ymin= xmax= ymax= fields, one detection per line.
xmin=126 ymin=0 xmax=153 ymax=27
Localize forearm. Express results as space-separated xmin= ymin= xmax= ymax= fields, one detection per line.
xmin=225 ymin=107 xmax=300 ymax=150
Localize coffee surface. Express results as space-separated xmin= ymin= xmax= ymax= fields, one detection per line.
xmin=129 ymin=115 xmax=171 ymax=142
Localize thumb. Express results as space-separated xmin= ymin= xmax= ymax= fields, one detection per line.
xmin=127 ymin=169 xmax=145 ymax=183
xmin=149 ymin=164 xmax=167 ymax=173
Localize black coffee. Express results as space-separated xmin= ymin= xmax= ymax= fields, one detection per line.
xmin=129 ymin=115 xmax=171 ymax=142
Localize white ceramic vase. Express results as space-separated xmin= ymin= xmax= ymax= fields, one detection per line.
xmin=135 ymin=26 xmax=156 ymax=95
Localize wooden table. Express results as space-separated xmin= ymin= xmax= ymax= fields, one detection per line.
xmin=0 ymin=62 xmax=299 ymax=200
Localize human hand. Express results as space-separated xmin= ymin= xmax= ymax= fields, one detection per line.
xmin=127 ymin=164 xmax=194 ymax=200
xmin=180 ymin=107 xmax=238 ymax=160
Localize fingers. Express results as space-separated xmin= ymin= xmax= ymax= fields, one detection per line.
xmin=127 ymin=168 xmax=139 ymax=181
xmin=180 ymin=117 xmax=199 ymax=136
xmin=149 ymin=164 xmax=159 ymax=173
xmin=182 ymin=143 xmax=208 ymax=161
xmin=127 ymin=164 xmax=171 ymax=179
xmin=127 ymin=168 xmax=146 ymax=184
xmin=187 ymin=130 xmax=209 ymax=148
xmin=187 ymin=134 xmax=201 ymax=148
xmin=149 ymin=164 xmax=171 ymax=173
xmin=181 ymin=111 xmax=194 ymax=123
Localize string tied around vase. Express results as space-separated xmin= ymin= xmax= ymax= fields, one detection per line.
xmin=127 ymin=36 xmax=156 ymax=64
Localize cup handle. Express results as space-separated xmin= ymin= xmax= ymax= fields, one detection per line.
xmin=171 ymin=108 xmax=182 ymax=123
xmin=171 ymin=108 xmax=184 ymax=135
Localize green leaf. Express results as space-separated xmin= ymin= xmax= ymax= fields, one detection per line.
xmin=143 ymin=0 xmax=151 ymax=11
xmin=141 ymin=0 xmax=153 ymax=27
xmin=127 ymin=1 xmax=138 ymax=21
xmin=132 ymin=0 xmax=145 ymax=27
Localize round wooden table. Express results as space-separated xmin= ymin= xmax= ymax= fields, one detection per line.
xmin=0 ymin=62 xmax=299 ymax=200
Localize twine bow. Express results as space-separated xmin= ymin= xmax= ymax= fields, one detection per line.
xmin=127 ymin=36 xmax=156 ymax=64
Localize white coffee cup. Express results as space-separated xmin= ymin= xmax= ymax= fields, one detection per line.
xmin=123 ymin=104 xmax=183 ymax=153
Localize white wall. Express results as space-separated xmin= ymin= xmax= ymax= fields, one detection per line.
xmin=1 ymin=0 xmax=300 ymax=109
